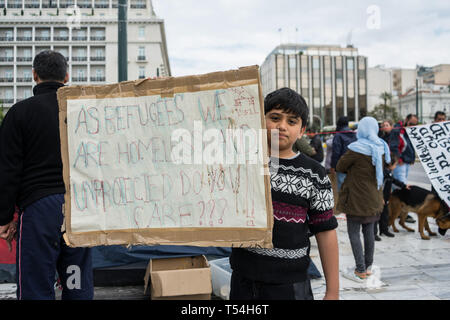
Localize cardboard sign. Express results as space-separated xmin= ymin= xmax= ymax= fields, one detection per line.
xmin=406 ymin=121 xmax=450 ymax=207
xmin=57 ymin=66 xmax=273 ymax=248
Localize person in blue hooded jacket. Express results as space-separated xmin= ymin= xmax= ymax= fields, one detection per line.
xmin=336 ymin=117 xmax=390 ymax=282
xmin=330 ymin=116 xmax=357 ymax=191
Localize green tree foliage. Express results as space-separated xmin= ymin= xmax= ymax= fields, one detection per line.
xmin=368 ymin=104 xmax=400 ymax=123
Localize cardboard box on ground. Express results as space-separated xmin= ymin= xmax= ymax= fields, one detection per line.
xmin=144 ymin=255 xmax=212 ymax=300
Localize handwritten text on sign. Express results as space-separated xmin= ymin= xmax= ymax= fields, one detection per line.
xmin=66 ymin=85 xmax=269 ymax=233
xmin=406 ymin=121 xmax=450 ymax=207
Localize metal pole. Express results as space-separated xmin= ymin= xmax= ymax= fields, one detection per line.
xmin=415 ymin=78 xmax=419 ymax=118
xmin=118 ymin=0 xmax=128 ymax=82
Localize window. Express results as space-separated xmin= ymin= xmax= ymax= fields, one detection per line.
xmin=138 ymin=26 xmax=145 ymax=39
xmin=138 ymin=47 xmax=145 ymax=60
xmin=139 ymin=66 xmax=145 ymax=79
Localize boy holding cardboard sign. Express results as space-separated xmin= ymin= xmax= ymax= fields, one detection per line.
xmin=229 ymin=88 xmax=339 ymax=300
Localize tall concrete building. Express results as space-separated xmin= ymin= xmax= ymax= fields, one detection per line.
xmin=420 ymin=64 xmax=450 ymax=86
xmin=367 ymin=65 xmax=393 ymax=112
xmin=260 ymin=44 xmax=368 ymax=128
xmin=0 ymin=0 xmax=171 ymax=109
xmin=392 ymin=68 xmax=416 ymax=96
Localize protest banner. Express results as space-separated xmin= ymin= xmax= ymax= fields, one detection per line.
xmin=57 ymin=66 xmax=273 ymax=248
xmin=406 ymin=121 xmax=450 ymax=207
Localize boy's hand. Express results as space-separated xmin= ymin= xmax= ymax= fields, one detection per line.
xmin=405 ymin=184 xmax=411 ymax=190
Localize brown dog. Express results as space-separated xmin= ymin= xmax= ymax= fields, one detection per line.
xmin=388 ymin=186 xmax=447 ymax=240
xmin=437 ymin=212 xmax=450 ymax=236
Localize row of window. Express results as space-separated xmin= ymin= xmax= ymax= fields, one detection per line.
xmin=0 ymin=0 xmax=146 ymax=9
xmin=0 ymin=30 xmax=106 ymax=42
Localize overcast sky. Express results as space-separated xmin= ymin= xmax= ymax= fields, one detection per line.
xmin=152 ymin=0 xmax=450 ymax=77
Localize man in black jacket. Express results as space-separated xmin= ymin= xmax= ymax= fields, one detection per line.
xmin=0 ymin=50 xmax=93 ymax=300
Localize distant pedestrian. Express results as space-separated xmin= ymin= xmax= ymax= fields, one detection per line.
xmin=336 ymin=117 xmax=390 ymax=282
xmin=389 ymin=114 xmax=418 ymax=223
xmin=374 ymin=153 xmax=410 ymax=241
xmin=379 ymin=119 xmax=394 ymax=144
xmin=330 ymin=116 xmax=357 ymax=191
xmin=292 ymin=135 xmax=317 ymax=158
xmin=308 ymin=129 xmax=324 ymax=163
xmin=434 ymin=111 xmax=446 ymax=122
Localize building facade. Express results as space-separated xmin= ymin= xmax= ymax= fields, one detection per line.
xmin=260 ymin=44 xmax=368 ymax=128
xmin=392 ymin=68 xmax=416 ymax=96
xmin=367 ymin=65 xmax=393 ymax=112
xmin=0 ymin=0 xmax=171 ymax=109
xmin=420 ymin=64 xmax=450 ymax=86
xmin=392 ymin=85 xmax=450 ymax=124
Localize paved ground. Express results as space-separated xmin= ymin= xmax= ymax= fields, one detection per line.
xmin=1 ymin=163 xmax=448 ymax=300
xmin=310 ymin=162 xmax=450 ymax=300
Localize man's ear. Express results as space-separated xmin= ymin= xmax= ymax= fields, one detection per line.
xmin=298 ymin=126 xmax=306 ymax=139
xmin=32 ymin=69 xmax=39 ymax=83
xmin=63 ymin=72 xmax=69 ymax=84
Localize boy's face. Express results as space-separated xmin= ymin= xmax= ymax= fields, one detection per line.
xmin=265 ymin=109 xmax=305 ymax=156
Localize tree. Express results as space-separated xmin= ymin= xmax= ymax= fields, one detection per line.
xmin=368 ymin=103 xmax=400 ymax=123
xmin=0 ymin=106 xmax=5 ymax=126
xmin=379 ymin=91 xmax=393 ymax=119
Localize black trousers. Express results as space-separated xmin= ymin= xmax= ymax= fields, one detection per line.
xmin=374 ymin=204 xmax=389 ymax=235
xmin=230 ymin=272 xmax=314 ymax=300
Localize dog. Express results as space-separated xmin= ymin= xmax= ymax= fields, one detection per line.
xmin=437 ymin=211 xmax=450 ymax=236
xmin=388 ymin=186 xmax=448 ymax=240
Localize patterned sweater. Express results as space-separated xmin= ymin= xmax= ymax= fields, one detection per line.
xmin=230 ymin=153 xmax=338 ymax=284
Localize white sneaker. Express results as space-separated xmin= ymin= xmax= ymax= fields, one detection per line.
xmin=342 ymin=267 xmax=366 ymax=283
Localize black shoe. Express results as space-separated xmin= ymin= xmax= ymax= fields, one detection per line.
xmin=375 ymin=235 xmax=382 ymax=241
xmin=381 ymin=230 xmax=395 ymax=238
xmin=405 ymin=215 xmax=416 ymax=223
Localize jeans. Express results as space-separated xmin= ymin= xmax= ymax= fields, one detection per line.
xmin=336 ymin=172 xmax=347 ymax=191
xmin=16 ymin=194 xmax=93 ymax=300
xmin=347 ymin=219 xmax=375 ymax=273
xmin=393 ymin=163 xmax=410 ymax=186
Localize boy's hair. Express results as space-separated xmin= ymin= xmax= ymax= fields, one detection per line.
xmin=382 ymin=119 xmax=393 ymax=126
xmin=32 ymin=50 xmax=68 ymax=82
xmin=264 ymin=87 xmax=309 ymax=128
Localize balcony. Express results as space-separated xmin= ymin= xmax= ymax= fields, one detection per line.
xmin=17 ymin=57 xmax=33 ymax=62
xmin=72 ymin=36 xmax=88 ymax=41
xmin=0 ymin=78 xmax=14 ymax=83
xmin=90 ymin=76 xmax=105 ymax=82
xmin=90 ymin=56 xmax=105 ymax=61
xmin=35 ymin=36 xmax=51 ymax=41
xmin=17 ymin=36 xmax=32 ymax=41
xmin=0 ymin=99 xmax=14 ymax=104
xmin=72 ymin=56 xmax=87 ymax=62
xmin=0 ymin=37 xmax=14 ymax=41
xmin=7 ymin=3 xmax=22 ymax=8
xmin=131 ymin=4 xmax=146 ymax=8
xmin=16 ymin=77 xmax=32 ymax=82
xmin=25 ymin=3 xmax=40 ymax=8
xmin=94 ymin=3 xmax=109 ymax=8
xmin=90 ymin=36 xmax=106 ymax=41
xmin=54 ymin=36 xmax=69 ymax=41
xmin=72 ymin=77 xmax=87 ymax=82
xmin=0 ymin=57 xmax=14 ymax=62
xmin=137 ymin=56 xmax=146 ymax=61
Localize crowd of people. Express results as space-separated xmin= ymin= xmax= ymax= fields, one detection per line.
xmin=0 ymin=49 xmax=447 ymax=300
xmin=317 ymin=111 xmax=448 ymax=283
